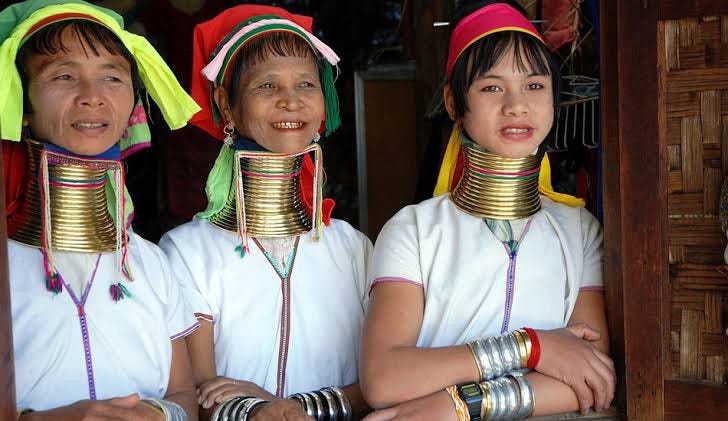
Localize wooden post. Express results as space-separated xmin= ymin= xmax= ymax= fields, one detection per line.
xmin=0 ymin=142 xmax=17 ymax=420
xmin=601 ymin=1 xmax=665 ymax=420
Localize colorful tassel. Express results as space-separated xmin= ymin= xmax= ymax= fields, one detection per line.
xmin=234 ymin=243 xmax=250 ymax=258
xmin=45 ymin=272 xmax=62 ymax=294
xmin=109 ymin=282 xmax=132 ymax=302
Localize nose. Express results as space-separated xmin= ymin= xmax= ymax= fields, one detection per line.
xmin=502 ymin=90 xmax=528 ymax=117
xmin=275 ymin=88 xmax=303 ymax=111
xmin=74 ymin=80 xmax=105 ymax=108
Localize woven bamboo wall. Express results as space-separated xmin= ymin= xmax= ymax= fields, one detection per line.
xmin=664 ymin=15 xmax=728 ymax=384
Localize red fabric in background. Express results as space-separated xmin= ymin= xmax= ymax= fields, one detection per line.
xmin=3 ymin=141 xmax=27 ymax=236
xmin=542 ymin=0 xmax=577 ymax=51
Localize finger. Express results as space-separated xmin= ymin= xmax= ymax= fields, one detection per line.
xmin=584 ymin=367 xmax=608 ymax=412
xmin=198 ymin=376 xmax=232 ymax=400
xmin=199 ymin=379 xmax=235 ymax=406
xmin=592 ymin=349 xmax=616 ymax=377
xmin=107 ymin=394 xmax=140 ymax=408
xmin=204 ymin=384 xmax=242 ymax=408
xmin=571 ymin=379 xmax=595 ymax=414
xmin=214 ymin=388 xmax=251 ymax=404
xmin=569 ymin=323 xmax=601 ymax=341
xmin=590 ymin=351 xmax=616 ymax=409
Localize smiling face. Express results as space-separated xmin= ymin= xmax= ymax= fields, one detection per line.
xmin=445 ymin=46 xmax=554 ymax=159
xmin=214 ymin=52 xmax=324 ymax=155
xmin=22 ymin=26 xmax=135 ymax=156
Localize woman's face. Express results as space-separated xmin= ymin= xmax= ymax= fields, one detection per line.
xmin=23 ymin=27 xmax=135 ymax=156
xmin=445 ymin=46 xmax=554 ymax=159
xmin=216 ymin=53 xmax=324 ymax=154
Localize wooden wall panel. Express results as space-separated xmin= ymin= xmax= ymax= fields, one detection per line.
xmin=664 ymin=15 xmax=728 ymax=386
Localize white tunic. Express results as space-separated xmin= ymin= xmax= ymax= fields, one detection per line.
xmin=369 ymin=195 xmax=603 ymax=348
xmin=159 ymin=218 xmax=372 ymax=397
xmin=10 ymin=233 xmax=199 ymax=411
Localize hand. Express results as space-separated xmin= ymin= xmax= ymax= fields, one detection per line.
xmin=250 ymin=399 xmax=315 ymax=421
xmin=363 ymin=390 xmax=457 ymax=421
xmin=23 ymin=394 xmax=152 ymax=421
xmin=536 ymin=323 xmax=616 ymax=413
xmin=198 ymin=376 xmax=277 ymax=409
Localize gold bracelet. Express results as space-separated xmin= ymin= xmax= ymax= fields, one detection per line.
xmin=446 ymin=385 xmax=471 ymax=421
xmin=513 ymin=330 xmax=529 ymax=367
xmin=466 ymin=342 xmax=483 ymax=380
xmin=478 ymin=383 xmax=490 ymax=420
xmin=518 ymin=329 xmax=532 ymax=360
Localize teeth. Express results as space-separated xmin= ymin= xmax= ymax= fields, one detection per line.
xmin=75 ymin=122 xmax=105 ymax=129
xmin=504 ymin=128 xmax=529 ymax=134
xmin=272 ymin=122 xmax=303 ymax=129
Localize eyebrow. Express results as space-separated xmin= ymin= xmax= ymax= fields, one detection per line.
xmin=479 ymin=72 xmax=547 ymax=80
xmin=36 ymin=58 xmax=129 ymax=74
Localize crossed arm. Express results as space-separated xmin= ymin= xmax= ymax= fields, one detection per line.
xmin=188 ymin=320 xmax=370 ymax=421
xmin=359 ymin=282 xmax=614 ymax=419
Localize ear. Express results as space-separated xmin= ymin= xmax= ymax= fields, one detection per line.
xmin=443 ymin=84 xmax=457 ymax=121
xmin=213 ymin=86 xmax=235 ymax=125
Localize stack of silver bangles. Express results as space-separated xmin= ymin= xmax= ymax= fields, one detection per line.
xmin=142 ymin=398 xmax=188 ymax=421
xmin=210 ymin=396 xmax=268 ymax=421
xmin=467 ymin=330 xmax=529 ymax=381
xmin=480 ymin=372 xmax=534 ymax=420
xmin=289 ymin=386 xmax=352 ymax=421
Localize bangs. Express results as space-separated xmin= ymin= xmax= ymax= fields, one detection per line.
xmin=225 ymin=32 xmax=319 ymax=103
xmin=450 ymin=31 xmax=558 ymax=118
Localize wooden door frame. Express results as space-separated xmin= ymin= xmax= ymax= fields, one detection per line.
xmin=0 ymin=142 xmax=17 ymax=420
xmin=602 ymin=1 xmax=728 ymax=420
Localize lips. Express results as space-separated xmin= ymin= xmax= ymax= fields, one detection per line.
xmin=72 ymin=119 xmax=109 ymax=129
xmin=500 ymin=125 xmax=534 ymax=140
xmin=272 ymin=121 xmax=304 ymax=129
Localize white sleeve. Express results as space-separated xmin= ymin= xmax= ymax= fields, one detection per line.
xmin=159 ymin=231 xmax=217 ymax=323
xmin=368 ymin=206 xmax=424 ymax=294
xmin=579 ymin=207 xmax=604 ymax=291
xmin=145 ymin=243 xmax=200 ymax=340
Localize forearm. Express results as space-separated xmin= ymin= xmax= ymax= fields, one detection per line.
xmin=526 ymin=371 xmax=579 ymax=417
xmin=164 ymin=389 xmax=198 ymax=421
xmin=362 ymin=344 xmax=478 ymax=409
xmin=341 ymin=383 xmax=370 ymax=420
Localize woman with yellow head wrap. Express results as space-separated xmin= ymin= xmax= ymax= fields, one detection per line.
xmin=1 ymin=1 xmax=200 ymax=419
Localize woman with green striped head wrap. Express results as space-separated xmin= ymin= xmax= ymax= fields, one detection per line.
xmin=2 ymin=1 xmax=200 ymax=419
xmin=159 ymin=4 xmax=373 ymax=420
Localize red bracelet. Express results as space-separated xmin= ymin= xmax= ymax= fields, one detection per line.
xmin=523 ymin=327 xmax=541 ymax=369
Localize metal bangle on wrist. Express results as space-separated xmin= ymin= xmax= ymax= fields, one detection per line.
xmin=467 ymin=330 xmax=531 ymax=382
xmin=289 ymin=386 xmax=352 ymax=421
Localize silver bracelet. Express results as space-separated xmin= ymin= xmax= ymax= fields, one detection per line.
xmin=229 ymin=397 xmax=249 ymax=420
xmin=468 ymin=331 xmax=528 ymax=382
xmin=319 ymin=389 xmax=338 ymax=420
xmin=324 ymin=386 xmax=352 ymax=421
xmin=500 ymin=377 xmax=520 ymax=418
xmin=309 ymin=392 xmax=324 ymax=421
xmin=510 ymin=372 xmax=534 ymax=419
xmin=142 ymin=398 xmax=188 ymax=421
xmin=240 ymin=398 xmax=268 ymax=421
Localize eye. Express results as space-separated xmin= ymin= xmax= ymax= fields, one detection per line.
xmin=481 ymin=85 xmax=502 ymax=92
xmin=299 ymin=81 xmax=318 ymax=88
xmin=53 ymin=74 xmax=73 ymax=81
xmin=259 ymin=82 xmax=275 ymax=89
xmin=527 ymin=83 xmax=545 ymax=90
xmin=104 ymin=76 xmax=123 ymax=82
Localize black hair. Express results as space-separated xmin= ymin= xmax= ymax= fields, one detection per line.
xmin=448 ymin=0 xmax=560 ymax=119
xmin=16 ymin=20 xmax=142 ymax=112
xmin=223 ymin=31 xmax=322 ymax=107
